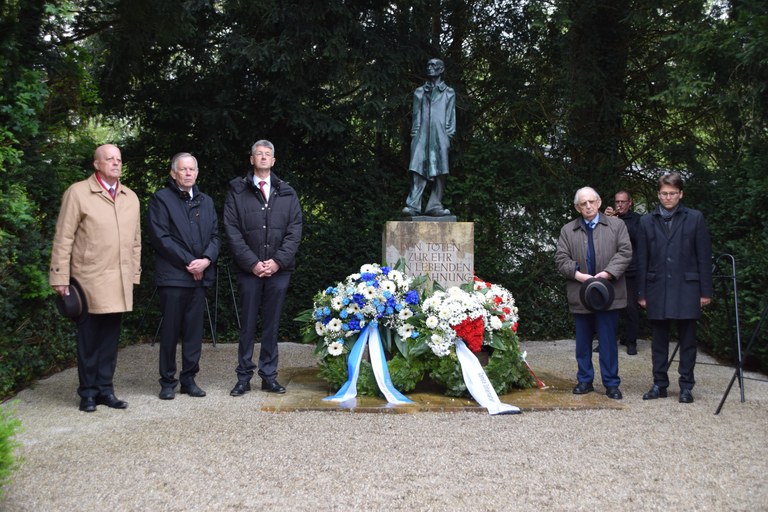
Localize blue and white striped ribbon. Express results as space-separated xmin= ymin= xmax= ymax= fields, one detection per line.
xmin=323 ymin=324 xmax=413 ymax=405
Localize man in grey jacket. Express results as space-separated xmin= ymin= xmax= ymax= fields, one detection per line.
xmin=224 ymin=140 xmax=303 ymax=396
xmin=555 ymin=187 xmax=632 ymax=400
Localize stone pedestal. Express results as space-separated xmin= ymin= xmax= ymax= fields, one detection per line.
xmin=382 ymin=221 xmax=474 ymax=289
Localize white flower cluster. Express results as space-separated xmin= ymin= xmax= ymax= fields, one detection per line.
xmin=472 ymin=280 xmax=519 ymax=331
xmin=420 ymin=287 xmax=487 ymax=357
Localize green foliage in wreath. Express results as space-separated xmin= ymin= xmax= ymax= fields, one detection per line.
xmin=425 ymin=345 xmax=535 ymax=397
xmin=318 ymin=351 xmax=427 ymax=397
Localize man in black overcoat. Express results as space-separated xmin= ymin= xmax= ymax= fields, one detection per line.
xmin=637 ymin=172 xmax=712 ymax=404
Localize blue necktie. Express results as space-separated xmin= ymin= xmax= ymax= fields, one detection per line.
xmin=585 ymin=221 xmax=596 ymax=275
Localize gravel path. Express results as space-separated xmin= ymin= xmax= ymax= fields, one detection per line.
xmin=2 ymin=340 xmax=767 ymax=511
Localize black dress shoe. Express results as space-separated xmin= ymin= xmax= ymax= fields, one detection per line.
xmin=261 ymin=379 xmax=286 ymax=393
xmin=159 ymin=388 xmax=175 ymax=400
xmin=95 ymin=393 xmax=128 ymax=409
xmin=605 ymin=387 xmax=623 ymax=400
xmin=180 ymin=383 xmax=206 ymax=397
xmin=642 ymin=384 xmax=668 ymax=400
xmin=230 ymin=381 xmax=251 ymax=397
xmin=79 ymin=397 xmax=96 ymax=413
xmin=679 ymin=388 xmax=694 ymax=403
xmin=626 ymin=343 xmax=638 ymax=355
xmin=572 ymin=382 xmax=594 ymax=394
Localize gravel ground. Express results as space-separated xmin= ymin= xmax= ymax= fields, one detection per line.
xmin=2 ymin=339 xmax=767 ymax=511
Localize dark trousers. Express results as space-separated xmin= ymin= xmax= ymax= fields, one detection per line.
xmin=650 ymin=319 xmax=698 ymax=390
xmin=236 ymin=271 xmax=291 ymax=382
xmin=405 ymin=172 xmax=446 ymax=213
xmin=158 ymin=286 xmax=206 ymax=389
xmin=76 ymin=312 xmax=122 ymax=398
xmin=574 ymin=310 xmax=620 ymax=388
xmin=621 ymin=275 xmax=639 ymax=345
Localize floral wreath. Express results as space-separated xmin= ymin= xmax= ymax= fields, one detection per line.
xmin=296 ymin=263 xmax=427 ymax=395
xmin=297 ymin=266 xmax=535 ymax=398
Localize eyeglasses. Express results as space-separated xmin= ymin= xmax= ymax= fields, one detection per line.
xmin=659 ymin=191 xmax=680 ymax=198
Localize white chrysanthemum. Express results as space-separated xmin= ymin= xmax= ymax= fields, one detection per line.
xmin=326 ymin=318 xmax=342 ymax=332
xmin=331 ymin=297 xmax=343 ymax=310
xmin=425 ymin=316 xmax=439 ymax=329
xmin=328 ymin=341 xmax=344 ymax=356
xmin=346 ymin=303 xmax=360 ymax=314
xmin=398 ymin=308 xmax=413 ymax=320
xmin=381 ymin=280 xmax=396 ymax=294
xmin=431 ymin=333 xmax=445 ymax=345
xmin=388 ymin=269 xmax=404 ymax=286
xmin=446 ymin=286 xmax=464 ymax=296
xmin=315 ymin=322 xmax=326 ymax=336
xmin=490 ymin=315 xmax=503 ymax=330
xmin=363 ymin=286 xmax=377 ymax=300
xmin=360 ymin=264 xmax=377 ymax=274
xmin=397 ymin=324 xmax=414 ymax=338
xmin=348 ymin=273 xmax=361 ymax=282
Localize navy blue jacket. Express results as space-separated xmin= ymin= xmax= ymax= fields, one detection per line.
xmin=148 ymin=180 xmax=220 ymax=288
xmin=636 ymin=204 xmax=713 ymax=320
xmin=223 ymin=172 xmax=302 ymax=274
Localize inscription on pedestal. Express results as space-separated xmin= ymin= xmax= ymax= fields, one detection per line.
xmin=383 ymin=221 xmax=474 ymax=289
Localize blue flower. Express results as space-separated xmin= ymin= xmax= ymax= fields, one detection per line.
xmin=405 ymin=290 xmax=419 ymax=305
xmin=381 ymin=266 xmax=391 ymax=275
xmin=340 ymin=310 xmax=349 ymax=319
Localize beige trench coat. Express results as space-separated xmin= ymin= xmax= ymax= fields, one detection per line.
xmin=49 ymin=174 xmax=141 ymax=313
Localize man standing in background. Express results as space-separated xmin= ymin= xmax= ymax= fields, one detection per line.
xmin=605 ymin=190 xmax=641 ymax=355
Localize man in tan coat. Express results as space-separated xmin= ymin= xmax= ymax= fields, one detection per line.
xmin=50 ymin=144 xmax=141 ymax=412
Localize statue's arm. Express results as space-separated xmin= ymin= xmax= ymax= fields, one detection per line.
xmin=445 ymin=89 xmax=456 ymax=139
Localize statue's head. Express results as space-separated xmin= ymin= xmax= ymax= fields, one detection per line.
xmin=426 ymin=58 xmax=445 ymax=78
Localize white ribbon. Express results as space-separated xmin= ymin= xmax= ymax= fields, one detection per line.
xmin=454 ymin=338 xmax=521 ymax=415
xmin=324 ymin=324 xmax=413 ymax=405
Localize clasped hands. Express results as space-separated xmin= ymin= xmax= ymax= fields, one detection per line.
xmin=186 ymin=258 xmax=211 ymax=281
xmin=253 ymin=259 xmax=279 ymax=278
xmin=574 ymin=270 xmax=612 ymax=283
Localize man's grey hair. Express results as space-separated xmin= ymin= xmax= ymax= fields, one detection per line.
xmin=171 ymin=152 xmax=198 ymax=171
xmin=573 ymin=186 xmax=600 ymax=205
xmin=251 ymin=140 xmax=275 ymax=156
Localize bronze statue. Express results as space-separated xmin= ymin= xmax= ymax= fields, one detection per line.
xmin=402 ymin=58 xmax=456 ymax=217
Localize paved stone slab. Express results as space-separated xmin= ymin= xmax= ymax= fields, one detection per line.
xmin=261 ymin=367 xmax=624 ymax=413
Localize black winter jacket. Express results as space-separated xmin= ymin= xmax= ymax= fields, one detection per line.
xmin=147 ymin=180 xmax=220 ymax=287
xmin=223 ymin=172 xmax=302 ymax=274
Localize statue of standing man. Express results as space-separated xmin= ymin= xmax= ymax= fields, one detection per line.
xmin=402 ymin=58 xmax=456 ymax=217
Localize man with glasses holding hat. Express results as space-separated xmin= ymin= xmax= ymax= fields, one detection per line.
xmin=555 ymin=186 xmax=632 ymax=400
xmin=637 ymin=171 xmax=712 ymax=403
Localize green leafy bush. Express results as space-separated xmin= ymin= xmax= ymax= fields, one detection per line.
xmin=0 ymin=404 xmax=22 ymax=498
